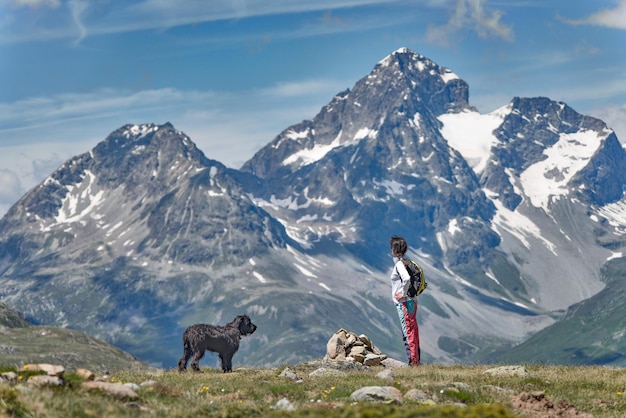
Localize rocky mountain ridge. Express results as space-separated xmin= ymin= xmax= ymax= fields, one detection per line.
xmin=0 ymin=303 xmax=143 ymax=372
xmin=1 ymin=47 xmax=625 ymax=367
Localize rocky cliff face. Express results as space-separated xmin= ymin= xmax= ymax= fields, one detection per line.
xmin=1 ymin=48 xmax=626 ymax=367
xmin=241 ymin=48 xmax=496 ymax=268
xmin=0 ymin=123 xmax=289 ymax=271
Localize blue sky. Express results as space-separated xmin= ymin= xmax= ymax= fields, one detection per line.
xmin=1 ymin=0 xmax=625 ymax=216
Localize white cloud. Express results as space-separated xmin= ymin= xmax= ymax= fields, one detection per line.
xmin=426 ymin=0 xmax=514 ymax=46
xmin=563 ymin=0 xmax=626 ymax=30
xmin=0 ymin=167 xmax=22 ymax=217
xmin=589 ymin=104 xmax=626 ymax=145
xmin=0 ymin=0 xmax=398 ymax=44
xmin=7 ymin=0 xmax=60 ymax=8
xmin=260 ymin=79 xmax=341 ymax=98
xmin=68 ymin=0 xmax=88 ymax=44
xmin=0 ymin=169 xmax=21 ymax=201
xmin=0 ymin=143 xmax=75 ymax=217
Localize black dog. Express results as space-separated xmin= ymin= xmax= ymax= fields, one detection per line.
xmin=177 ymin=315 xmax=257 ymax=373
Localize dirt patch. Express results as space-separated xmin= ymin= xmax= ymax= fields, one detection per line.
xmin=511 ymin=391 xmax=593 ymax=417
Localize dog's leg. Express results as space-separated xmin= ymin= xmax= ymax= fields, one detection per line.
xmin=218 ymin=353 xmax=227 ymax=373
xmin=191 ymin=350 xmax=205 ymax=372
xmin=222 ymin=351 xmax=234 ymax=373
xmin=177 ymin=356 xmax=188 ymax=371
xmin=178 ymin=341 xmax=193 ymax=371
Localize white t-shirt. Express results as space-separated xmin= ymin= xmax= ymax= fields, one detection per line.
xmin=390 ymin=257 xmax=412 ymax=302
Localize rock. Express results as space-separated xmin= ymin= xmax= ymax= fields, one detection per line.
xmin=346 ymin=333 xmax=358 ymax=347
xmin=326 ymin=332 xmax=347 ymax=360
xmin=404 ymin=388 xmax=430 ymax=401
xmin=325 ymin=329 xmax=389 ymax=364
xmin=21 ymin=363 xmax=64 ymax=377
xmin=82 ymin=381 xmax=139 ymax=399
xmin=363 ymin=354 xmax=383 ymax=366
xmin=376 ymin=369 xmax=395 ymax=380
xmin=0 ymin=372 xmax=18 ymax=384
xmin=349 ymin=345 xmax=368 ymax=357
xmin=76 ymin=368 xmax=95 ymax=381
xmin=350 ymin=386 xmax=403 ymax=403
xmin=350 ymin=352 xmax=365 ymax=363
xmin=140 ymin=380 xmax=158 ymax=388
xmin=124 ymin=383 xmax=141 ymax=391
xmin=273 ymin=397 xmax=296 ymax=411
xmin=381 ymin=358 xmax=408 ymax=368
xmin=358 ymin=334 xmax=373 ymax=350
xmin=39 ymin=364 xmax=65 ymax=377
xmin=308 ymin=368 xmax=347 ymax=378
xmin=279 ymin=368 xmax=299 ymax=381
xmin=484 ymin=366 xmax=530 ymax=377
xmin=28 ymin=375 xmax=64 ymax=387
xmin=449 ymin=382 xmax=471 ymax=391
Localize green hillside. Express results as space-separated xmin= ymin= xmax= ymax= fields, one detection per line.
xmin=493 ymin=257 xmax=626 ymax=365
xmin=0 ymin=302 xmax=145 ymax=373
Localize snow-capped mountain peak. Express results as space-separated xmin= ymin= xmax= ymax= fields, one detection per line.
xmin=378 ymin=47 xmax=461 ymax=85
xmin=520 ymin=125 xmax=613 ymax=210
xmin=3 ymin=48 xmax=626 ymax=369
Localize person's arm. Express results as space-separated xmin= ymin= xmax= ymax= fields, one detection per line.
xmin=390 ymin=260 xmax=407 ymax=301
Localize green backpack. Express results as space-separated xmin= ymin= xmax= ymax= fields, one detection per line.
xmin=402 ymin=258 xmax=427 ymax=298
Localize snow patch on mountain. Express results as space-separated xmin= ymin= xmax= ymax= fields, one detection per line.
xmin=438 ymin=105 xmax=510 ymax=174
xmin=374 ymin=179 xmax=413 ymax=198
xmin=448 ymin=219 xmax=461 ymax=235
xmin=440 ymin=69 xmax=460 ymax=83
xmin=282 ymin=133 xmax=338 ymax=167
xmin=354 ymin=127 xmax=378 ymax=140
xmin=607 ymin=252 xmax=623 ymax=261
xmin=122 ymin=124 xmax=159 ymax=140
xmin=318 ymin=282 xmax=332 ymax=291
xmin=252 ymin=271 xmax=267 ymax=283
xmin=262 ymin=187 xmax=336 ymax=211
xmin=487 ymin=189 xmax=557 ymax=255
xmin=44 ymin=170 xmax=105 ymax=230
xmin=520 ymin=128 xmax=611 ymax=210
xmin=595 ymin=200 xmax=626 ymax=235
xmin=281 ymin=128 xmax=374 ymax=169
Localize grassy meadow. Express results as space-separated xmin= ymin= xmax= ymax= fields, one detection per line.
xmin=1 ymin=362 xmax=625 ymax=417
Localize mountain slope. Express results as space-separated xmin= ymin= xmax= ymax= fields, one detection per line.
xmin=242 ymin=48 xmax=496 ymax=269
xmin=1 ymin=48 xmax=626 ymax=367
xmin=492 ymin=257 xmax=626 ymax=365
xmin=0 ymin=303 xmax=144 ymax=372
xmin=239 ymin=48 xmax=626 ymax=363
xmin=0 ymin=123 xmax=298 ymax=366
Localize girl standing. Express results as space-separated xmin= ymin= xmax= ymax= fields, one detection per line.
xmin=389 ymin=235 xmax=420 ymax=366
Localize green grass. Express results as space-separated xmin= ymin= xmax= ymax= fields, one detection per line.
xmin=1 ymin=363 xmax=625 ymax=417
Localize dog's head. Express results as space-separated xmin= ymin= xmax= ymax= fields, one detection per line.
xmin=235 ymin=315 xmax=257 ymax=336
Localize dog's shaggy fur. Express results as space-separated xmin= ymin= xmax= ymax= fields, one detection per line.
xmin=177 ymin=315 xmax=257 ymax=373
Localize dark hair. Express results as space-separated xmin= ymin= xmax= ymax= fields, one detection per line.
xmin=390 ymin=235 xmax=407 ymax=258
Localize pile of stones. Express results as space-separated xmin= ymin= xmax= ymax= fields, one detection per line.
xmin=324 ymin=328 xmax=387 ymax=366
